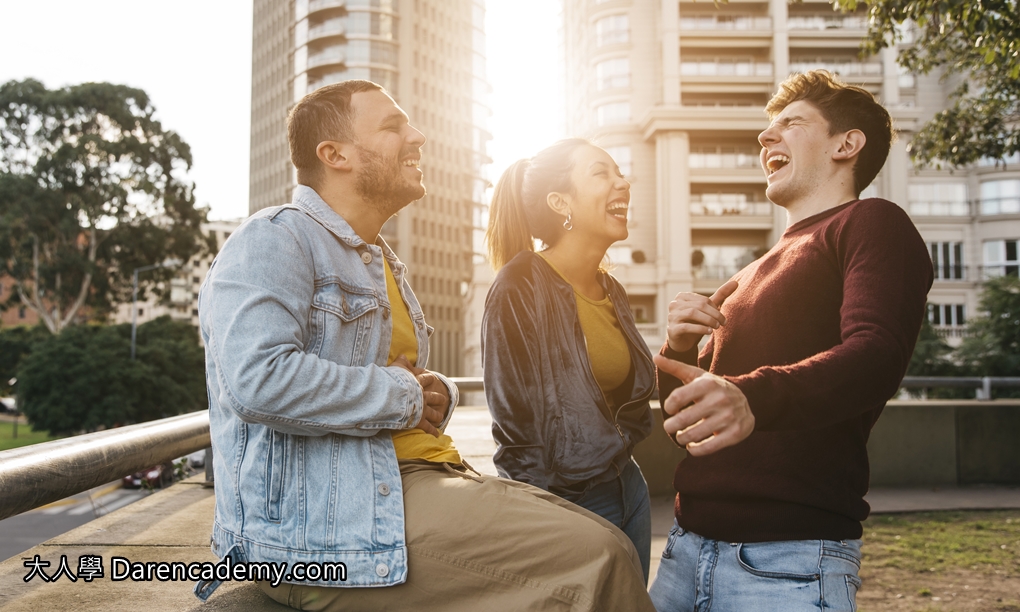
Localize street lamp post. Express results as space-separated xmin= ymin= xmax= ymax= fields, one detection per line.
xmin=131 ymin=259 xmax=183 ymax=360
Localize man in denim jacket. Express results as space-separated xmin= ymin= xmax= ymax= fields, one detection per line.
xmin=195 ymin=80 xmax=653 ymax=611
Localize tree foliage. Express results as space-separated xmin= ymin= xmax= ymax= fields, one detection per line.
xmin=17 ymin=316 xmax=207 ymax=435
xmin=0 ymin=79 xmax=214 ymax=333
xmin=833 ymin=0 xmax=1020 ymax=167
xmin=0 ymin=324 xmax=50 ymax=395
xmin=955 ymin=275 xmax=1020 ymax=397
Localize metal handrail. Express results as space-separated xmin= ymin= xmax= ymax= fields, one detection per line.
xmin=900 ymin=376 xmax=1020 ymax=400
xmin=0 ymin=378 xmax=485 ymax=521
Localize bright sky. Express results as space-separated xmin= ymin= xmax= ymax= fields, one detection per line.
xmin=0 ymin=0 xmax=562 ymax=220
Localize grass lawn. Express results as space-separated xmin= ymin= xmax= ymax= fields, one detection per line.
xmin=859 ymin=509 xmax=1020 ymax=612
xmin=0 ymin=419 xmax=60 ymax=452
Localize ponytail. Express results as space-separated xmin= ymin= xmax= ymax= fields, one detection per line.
xmin=485 ymin=138 xmax=593 ymax=271
xmin=487 ymin=159 xmax=534 ymax=270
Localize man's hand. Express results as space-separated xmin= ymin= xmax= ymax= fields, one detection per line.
xmin=653 ymin=353 xmax=754 ymax=456
xmin=391 ymin=355 xmax=449 ymax=438
xmin=666 ymin=280 xmax=738 ymax=353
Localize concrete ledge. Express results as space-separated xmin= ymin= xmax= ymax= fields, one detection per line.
xmin=0 ymin=475 xmax=286 ymax=611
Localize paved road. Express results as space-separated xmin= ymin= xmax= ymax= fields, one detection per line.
xmin=0 ymin=483 xmax=148 ymax=562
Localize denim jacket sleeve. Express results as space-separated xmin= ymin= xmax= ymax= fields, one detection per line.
xmin=480 ymin=271 xmax=550 ymax=490
xmin=201 ymin=214 xmax=424 ymax=437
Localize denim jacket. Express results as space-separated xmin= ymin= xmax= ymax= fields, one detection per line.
xmin=481 ymin=251 xmax=654 ymax=494
xmin=194 ymin=186 xmax=457 ymax=600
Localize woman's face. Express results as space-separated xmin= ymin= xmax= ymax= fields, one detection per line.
xmin=561 ymin=145 xmax=631 ymax=246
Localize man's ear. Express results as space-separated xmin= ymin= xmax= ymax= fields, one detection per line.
xmin=316 ymin=141 xmax=353 ymax=171
xmin=545 ymin=191 xmax=571 ymax=217
xmin=833 ymin=129 xmax=866 ymax=162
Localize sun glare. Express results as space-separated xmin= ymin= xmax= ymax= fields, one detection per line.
xmin=485 ymin=0 xmax=567 ymax=183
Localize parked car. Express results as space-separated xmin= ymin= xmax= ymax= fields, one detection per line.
xmin=122 ymin=461 xmax=174 ymax=489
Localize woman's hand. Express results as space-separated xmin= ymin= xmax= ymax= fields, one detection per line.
xmin=666 ymin=280 xmax=738 ymax=353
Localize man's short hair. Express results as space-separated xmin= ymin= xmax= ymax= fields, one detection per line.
xmin=765 ymin=70 xmax=893 ymax=197
xmin=287 ymin=80 xmax=384 ymax=188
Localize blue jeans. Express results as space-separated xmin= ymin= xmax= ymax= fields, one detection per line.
xmin=649 ymin=521 xmax=862 ymax=611
xmin=560 ymin=458 xmax=652 ymax=583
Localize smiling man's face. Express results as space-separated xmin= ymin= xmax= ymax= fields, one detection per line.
xmin=349 ymin=89 xmax=427 ymax=214
xmin=757 ymin=100 xmax=848 ymax=209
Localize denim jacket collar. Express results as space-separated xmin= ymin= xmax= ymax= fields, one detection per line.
xmin=291 ymin=185 xmax=408 ymax=278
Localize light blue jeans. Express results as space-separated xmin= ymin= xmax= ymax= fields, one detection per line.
xmin=560 ymin=458 xmax=651 ymax=583
xmin=649 ymin=521 xmax=862 ymax=612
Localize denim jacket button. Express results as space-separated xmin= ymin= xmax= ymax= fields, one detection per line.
xmin=382 ymin=309 xmax=390 ymax=320
xmin=361 ymin=252 xmax=373 ymax=264
xmin=378 ymin=483 xmax=390 ymax=496
xmin=375 ymin=563 xmax=389 ymax=577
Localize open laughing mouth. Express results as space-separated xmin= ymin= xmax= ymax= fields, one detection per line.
xmin=607 ymin=200 xmax=629 ymax=220
xmin=766 ymin=154 xmax=790 ymax=176
xmin=402 ymin=158 xmax=420 ymax=169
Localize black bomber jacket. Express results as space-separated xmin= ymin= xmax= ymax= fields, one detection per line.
xmin=481 ymin=251 xmax=656 ymax=493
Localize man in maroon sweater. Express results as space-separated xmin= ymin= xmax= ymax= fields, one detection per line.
xmin=648 ymin=70 xmax=933 ymax=611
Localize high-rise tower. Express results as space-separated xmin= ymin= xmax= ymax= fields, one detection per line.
xmin=562 ymin=0 xmax=1020 ymax=349
xmin=249 ymin=0 xmax=491 ymax=375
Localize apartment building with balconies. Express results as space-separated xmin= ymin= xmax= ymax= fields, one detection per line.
xmin=249 ymin=0 xmax=491 ymax=375
xmin=563 ymin=0 xmax=1020 ymax=349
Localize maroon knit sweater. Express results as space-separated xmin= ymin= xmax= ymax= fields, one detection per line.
xmin=659 ymin=199 xmax=933 ymax=542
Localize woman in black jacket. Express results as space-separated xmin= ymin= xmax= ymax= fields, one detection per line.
xmin=481 ymin=139 xmax=656 ymax=581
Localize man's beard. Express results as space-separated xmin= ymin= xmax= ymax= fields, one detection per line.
xmin=353 ymin=144 xmax=425 ymax=214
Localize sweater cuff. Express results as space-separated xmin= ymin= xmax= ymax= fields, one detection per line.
xmin=660 ymin=341 xmax=700 ymax=365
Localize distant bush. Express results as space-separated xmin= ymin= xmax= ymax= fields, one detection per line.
xmin=17 ymin=316 xmax=206 ymax=436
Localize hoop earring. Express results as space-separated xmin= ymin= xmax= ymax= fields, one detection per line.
xmin=562 ymin=213 xmax=573 ymax=231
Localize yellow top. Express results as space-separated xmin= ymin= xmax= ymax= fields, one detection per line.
xmin=539 ymin=253 xmax=632 ymax=395
xmin=385 ymin=259 xmax=461 ymax=464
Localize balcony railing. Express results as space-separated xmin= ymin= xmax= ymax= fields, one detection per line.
xmin=308 ymin=49 xmax=347 ymax=69
xmin=308 ymin=0 xmax=346 ymax=12
xmin=691 ymin=201 xmax=772 ymax=216
xmin=680 ymin=61 xmax=773 ymax=78
xmin=688 ymin=151 xmax=760 ymax=169
xmin=909 ymin=200 xmax=972 ymax=217
xmin=789 ymin=61 xmax=882 ymax=77
xmin=932 ymin=325 xmax=971 ymax=339
xmin=679 ymin=15 xmax=772 ymax=31
xmin=307 ymin=22 xmax=345 ymax=40
xmin=788 ymin=16 xmax=867 ymax=31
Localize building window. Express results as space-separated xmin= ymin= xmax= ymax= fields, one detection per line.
xmin=596 ymin=58 xmax=630 ymax=90
xmin=980 ymin=180 xmax=1020 ymax=215
xmin=596 ymin=102 xmax=630 ymax=126
xmin=595 ymin=14 xmax=629 ymax=46
xmin=19 ymin=307 xmax=26 ymax=319
xmin=928 ymin=303 xmax=965 ymax=327
xmin=928 ymin=241 xmax=964 ymax=280
xmin=984 ymin=239 xmax=1019 ymax=277
xmin=603 ymin=146 xmax=632 ymax=176
xmin=909 ymin=183 xmax=969 ymax=216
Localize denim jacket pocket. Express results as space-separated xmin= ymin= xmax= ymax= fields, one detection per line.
xmin=266 ymin=429 xmax=287 ymax=522
xmin=311 ymin=281 xmax=379 ymax=364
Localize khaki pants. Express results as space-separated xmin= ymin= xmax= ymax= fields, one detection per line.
xmin=259 ymin=462 xmax=655 ymax=612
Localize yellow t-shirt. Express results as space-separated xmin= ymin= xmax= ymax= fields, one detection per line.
xmin=385 ymin=259 xmax=461 ymax=464
xmin=539 ymin=253 xmax=632 ymax=396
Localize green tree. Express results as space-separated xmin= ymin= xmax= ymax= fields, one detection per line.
xmin=833 ymin=0 xmax=1020 ymax=167
xmin=905 ymin=315 xmax=969 ymax=399
xmin=0 ymin=79 xmax=214 ymax=333
xmin=0 ymin=324 xmax=50 ymax=395
xmin=17 ymin=317 xmax=206 ymax=435
xmin=955 ymin=275 xmax=1020 ymax=397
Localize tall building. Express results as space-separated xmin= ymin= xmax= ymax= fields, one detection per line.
xmin=249 ymin=0 xmax=491 ymax=375
xmin=562 ymin=0 xmax=1020 ymax=349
